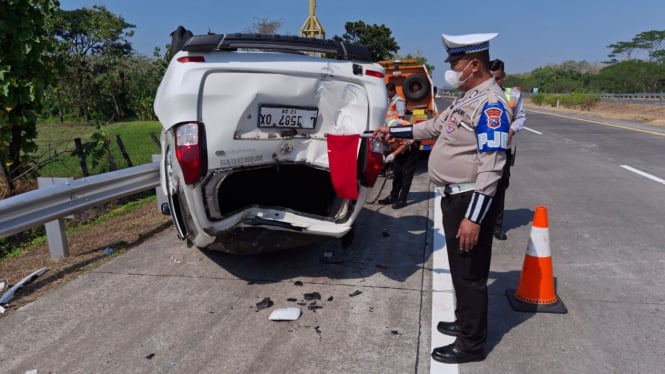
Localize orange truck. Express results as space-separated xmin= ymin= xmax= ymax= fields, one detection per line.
xmin=379 ymin=59 xmax=438 ymax=151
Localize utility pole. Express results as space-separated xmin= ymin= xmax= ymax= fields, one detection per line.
xmin=300 ymin=0 xmax=325 ymax=39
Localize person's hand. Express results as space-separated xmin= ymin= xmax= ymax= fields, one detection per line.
xmin=384 ymin=153 xmax=395 ymax=163
xmin=507 ymin=128 xmax=516 ymax=145
xmin=373 ymin=126 xmax=391 ymax=142
xmin=456 ymin=218 xmax=480 ymax=253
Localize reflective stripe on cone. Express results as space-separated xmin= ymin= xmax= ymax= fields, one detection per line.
xmin=506 ymin=206 xmax=567 ymax=314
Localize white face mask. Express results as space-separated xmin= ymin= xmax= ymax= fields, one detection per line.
xmin=443 ymin=60 xmax=473 ymax=89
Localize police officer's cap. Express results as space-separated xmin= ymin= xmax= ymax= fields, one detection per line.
xmin=442 ymin=33 xmax=498 ymax=62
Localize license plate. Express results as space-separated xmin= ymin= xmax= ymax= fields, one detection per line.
xmin=258 ymin=106 xmax=318 ymax=129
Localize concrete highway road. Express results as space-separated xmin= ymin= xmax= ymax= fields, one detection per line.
xmin=1 ymin=99 xmax=664 ymax=373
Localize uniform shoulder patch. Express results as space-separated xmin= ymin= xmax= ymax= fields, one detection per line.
xmin=476 ymin=101 xmax=510 ymax=152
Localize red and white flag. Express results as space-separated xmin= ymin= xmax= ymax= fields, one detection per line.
xmin=326 ymin=134 xmax=359 ymax=200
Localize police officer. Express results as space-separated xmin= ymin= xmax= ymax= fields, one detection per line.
xmin=489 ymin=58 xmax=526 ymax=240
xmin=374 ymin=33 xmax=512 ymax=364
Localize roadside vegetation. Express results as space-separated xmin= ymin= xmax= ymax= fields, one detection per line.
xmin=1 ymin=3 xmax=664 ymax=264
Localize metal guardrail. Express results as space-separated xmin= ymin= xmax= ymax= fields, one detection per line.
xmin=0 ymin=161 xmax=161 ymax=258
xmin=601 ymin=93 xmax=665 ymax=100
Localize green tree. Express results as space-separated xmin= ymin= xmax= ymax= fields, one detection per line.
xmin=593 ymin=60 xmax=665 ymax=93
xmin=333 ymin=21 xmax=399 ymax=61
xmin=634 ymin=30 xmax=665 ymax=62
xmin=52 ymin=5 xmax=135 ymax=120
xmin=0 ymin=0 xmax=60 ymax=179
xmin=607 ymin=40 xmax=643 ymax=62
xmin=244 ymin=17 xmax=284 ymax=34
xmin=395 ymin=51 xmax=435 ymax=73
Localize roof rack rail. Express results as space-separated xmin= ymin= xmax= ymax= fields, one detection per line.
xmin=182 ymin=33 xmax=373 ymax=61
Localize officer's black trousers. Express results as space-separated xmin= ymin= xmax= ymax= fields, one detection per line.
xmin=440 ymin=190 xmax=498 ymax=352
xmin=389 ymin=148 xmax=419 ymax=203
xmin=494 ymin=150 xmax=512 ymax=232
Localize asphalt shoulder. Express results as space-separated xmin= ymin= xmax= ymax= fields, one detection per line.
xmin=525 ymin=105 xmax=665 ymax=135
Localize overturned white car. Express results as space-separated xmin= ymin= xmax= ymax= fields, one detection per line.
xmin=154 ymin=31 xmax=388 ymax=254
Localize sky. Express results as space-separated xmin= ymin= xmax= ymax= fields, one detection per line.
xmin=60 ymin=0 xmax=665 ymax=87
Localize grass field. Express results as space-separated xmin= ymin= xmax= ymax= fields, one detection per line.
xmin=35 ymin=121 xmax=162 ymax=178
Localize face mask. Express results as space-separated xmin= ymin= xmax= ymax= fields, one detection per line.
xmin=443 ymin=60 xmax=473 ymax=89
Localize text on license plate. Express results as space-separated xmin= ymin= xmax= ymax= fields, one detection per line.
xmin=258 ymin=106 xmax=318 ymax=129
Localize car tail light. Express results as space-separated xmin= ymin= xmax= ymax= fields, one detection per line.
xmin=365 ymin=69 xmax=385 ymax=78
xmin=175 ymin=122 xmax=206 ymax=185
xmin=177 ymin=56 xmax=205 ymax=63
xmin=361 ymin=138 xmax=384 ymax=187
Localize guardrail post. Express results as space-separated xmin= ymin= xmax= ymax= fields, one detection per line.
xmin=152 ymin=155 xmax=167 ymax=214
xmin=37 ymin=177 xmax=72 ymax=259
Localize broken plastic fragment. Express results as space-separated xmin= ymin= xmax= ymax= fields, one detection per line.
xmin=268 ymin=307 xmax=302 ymax=321
xmin=0 ymin=267 xmax=48 ymax=305
xmin=349 ymin=290 xmax=362 ymax=297
xmin=303 ymin=292 xmax=321 ymax=300
xmin=321 ymin=256 xmax=344 ymax=264
xmin=255 ymin=297 xmax=274 ymax=311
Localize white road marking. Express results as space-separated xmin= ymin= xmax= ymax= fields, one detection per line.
xmin=430 ymin=191 xmax=459 ymax=374
xmin=620 ymin=165 xmax=665 ymax=184
xmin=523 ymin=126 xmax=542 ymax=135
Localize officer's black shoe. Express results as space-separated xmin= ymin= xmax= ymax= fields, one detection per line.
xmin=378 ymin=197 xmax=395 ymax=205
xmin=392 ymin=201 xmax=407 ymax=209
xmin=493 ymin=231 xmax=507 ymax=240
xmin=431 ymin=343 xmax=486 ymax=364
xmin=436 ymin=321 xmax=461 ymax=337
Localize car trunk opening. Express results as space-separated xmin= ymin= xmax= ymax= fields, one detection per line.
xmin=215 ymin=164 xmax=342 ymax=218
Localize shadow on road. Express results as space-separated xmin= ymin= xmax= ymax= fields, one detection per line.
xmin=199 ymin=206 xmax=434 ymax=285
xmin=503 ymin=207 xmax=534 ymax=233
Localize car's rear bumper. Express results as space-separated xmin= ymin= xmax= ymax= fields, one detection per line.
xmin=184 ymin=185 xmax=369 ymax=253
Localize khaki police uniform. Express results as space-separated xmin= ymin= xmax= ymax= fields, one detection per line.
xmin=494 ymin=85 xmax=525 ymax=235
xmin=389 ymin=76 xmax=513 ymax=354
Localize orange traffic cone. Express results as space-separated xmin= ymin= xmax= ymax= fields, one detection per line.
xmin=506 ymin=206 xmax=567 ymax=313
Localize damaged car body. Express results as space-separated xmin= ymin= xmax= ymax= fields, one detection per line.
xmin=154 ymin=31 xmax=388 ymax=254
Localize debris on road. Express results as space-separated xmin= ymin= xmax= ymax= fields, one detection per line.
xmin=0 ymin=267 xmax=48 ymax=306
xmin=294 ymin=281 xmax=303 ymax=286
xmin=145 ymin=353 xmax=155 ymax=360
xmin=349 ymin=290 xmax=362 ymax=297
xmin=327 ymin=296 xmax=333 ymax=301
xmin=269 ymin=307 xmax=302 ymax=321
xmin=320 ymin=251 xmax=344 ymax=264
xmin=303 ymin=292 xmax=321 ymax=300
xmin=255 ymin=297 xmax=274 ymax=311
xmin=287 ymin=297 xmax=297 ymax=302
xmin=104 ymin=247 xmax=114 ymax=256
